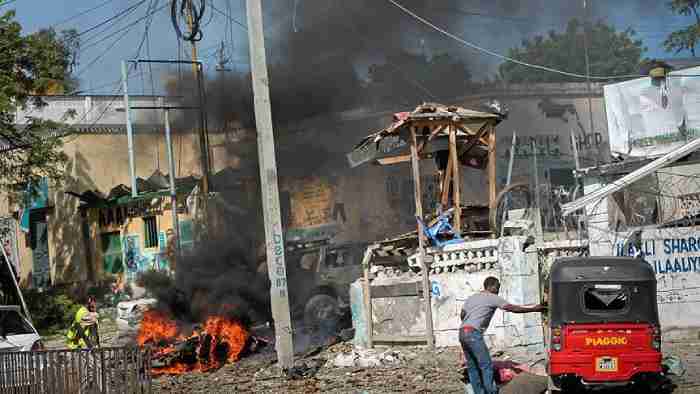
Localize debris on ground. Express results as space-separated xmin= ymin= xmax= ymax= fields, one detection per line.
xmin=499 ymin=372 xmax=548 ymax=394
xmin=663 ymin=354 xmax=687 ymax=377
xmin=286 ymin=359 xmax=326 ymax=380
xmin=332 ymin=348 xmax=405 ymax=368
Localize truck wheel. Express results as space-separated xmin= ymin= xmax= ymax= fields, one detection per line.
xmin=304 ymin=294 xmax=340 ymax=333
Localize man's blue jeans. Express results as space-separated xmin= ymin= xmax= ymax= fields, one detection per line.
xmin=459 ymin=327 xmax=497 ymax=394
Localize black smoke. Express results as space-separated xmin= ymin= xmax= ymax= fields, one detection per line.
xmin=163 ymin=0 xmax=674 ymax=130
xmin=138 ymin=238 xmax=271 ymax=327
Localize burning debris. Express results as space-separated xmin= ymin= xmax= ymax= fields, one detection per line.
xmin=134 ymin=239 xmax=271 ymax=375
xmin=137 ymin=310 xmax=249 ymax=376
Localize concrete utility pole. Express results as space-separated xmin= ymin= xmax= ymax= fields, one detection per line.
xmin=163 ymin=102 xmax=182 ymax=258
xmin=121 ymin=61 xmax=138 ymax=198
xmin=246 ymin=0 xmax=294 ymax=370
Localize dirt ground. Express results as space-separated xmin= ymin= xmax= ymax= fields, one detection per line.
xmin=43 ymin=319 xmax=700 ymax=393
xmin=150 ymin=339 xmax=700 ymax=394
xmin=152 ymin=343 xmax=468 ymax=394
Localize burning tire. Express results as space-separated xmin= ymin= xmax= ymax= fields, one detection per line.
xmin=304 ymin=294 xmax=340 ymax=334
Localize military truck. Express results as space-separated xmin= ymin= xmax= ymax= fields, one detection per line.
xmin=283 ymin=239 xmax=367 ymax=333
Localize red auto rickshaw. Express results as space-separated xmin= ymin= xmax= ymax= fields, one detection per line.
xmin=547 ymin=257 xmax=674 ymax=393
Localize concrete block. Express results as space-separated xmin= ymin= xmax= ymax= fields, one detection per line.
xmin=435 ymin=329 xmax=460 ymax=347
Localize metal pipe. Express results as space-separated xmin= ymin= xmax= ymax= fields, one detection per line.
xmin=116 ymin=106 xmax=201 ymax=111
xmin=121 ymin=61 xmax=138 ymax=198
xmin=195 ymin=62 xmax=211 ymax=230
xmin=129 ymin=59 xmax=202 ymax=65
xmin=0 ymin=244 xmax=31 ymax=322
xmin=582 ymin=0 xmax=596 ymax=165
xmin=164 ymin=108 xmax=182 ymax=259
xmin=532 ymin=140 xmax=543 ymax=245
xmin=499 ymin=131 xmax=517 ymax=236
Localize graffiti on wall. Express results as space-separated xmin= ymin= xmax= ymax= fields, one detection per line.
xmin=288 ymin=178 xmax=334 ymax=229
xmin=123 ymin=234 xmax=141 ymax=282
xmin=284 ymin=178 xmax=346 ymax=241
xmin=122 ymin=233 xmax=171 ymax=282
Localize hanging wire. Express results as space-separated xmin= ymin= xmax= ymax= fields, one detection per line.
xmin=293 ymin=0 xmax=300 ymax=33
xmin=171 ymin=0 xmax=206 ymax=42
xmin=386 ymin=0 xmax=644 ymax=81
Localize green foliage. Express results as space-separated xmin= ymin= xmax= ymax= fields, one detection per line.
xmin=22 ymin=279 xmax=121 ymax=336
xmin=0 ymin=11 xmax=79 ymax=199
xmin=367 ymin=50 xmax=473 ymax=105
xmin=499 ymin=19 xmax=645 ymax=83
xmin=23 ymin=288 xmax=81 ymax=336
xmin=664 ymin=0 xmax=700 ymax=55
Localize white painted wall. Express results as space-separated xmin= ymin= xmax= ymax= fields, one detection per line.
xmin=353 ymin=236 xmax=546 ymax=356
xmin=601 ymin=226 xmax=700 ymax=335
xmin=15 ymin=95 xmax=163 ymax=126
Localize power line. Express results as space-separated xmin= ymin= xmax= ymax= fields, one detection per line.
xmin=145 ymin=1 xmax=158 ymax=98
xmin=77 ymin=0 xmax=147 ymax=37
xmin=79 ymin=3 xmax=144 ymax=48
xmin=134 ymin=0 xmax=159 ymax=57
xmin=75 ymin=19 xmax=141 ymax=78
xmin=68 ymin=71 xmax=146 ymax=95
xmin=339 ymin=2 xmax=437 ymax=101
xmin=437 ymin=6 xmax=687 ymax=34
xmin=81 ymin=2 xmax=169 ymax=51
xmin=50 ymin=0 xmax=116 ymax=29
xmin=208 ymin=2 xmax=247 ymax=31
xmin=385 ymin=0 xmax=644 ymax=81
xmin=170 ymin=0 xmax=206 ymax=42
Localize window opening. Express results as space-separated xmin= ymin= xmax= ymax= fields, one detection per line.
xmin=143 ymin=216 xmax=158 ymax=249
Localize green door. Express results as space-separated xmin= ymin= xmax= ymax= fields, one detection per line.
xmin=101 ymin=232 xmax=123 ymax=275
xmin=30 ymin=212 xmax=50 ymax=288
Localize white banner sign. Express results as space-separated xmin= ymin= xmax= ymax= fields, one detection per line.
xmin=604 ymin=66 xmax=700 ymax=157
xmin=613 ymin=226 xmax=700 ymax=329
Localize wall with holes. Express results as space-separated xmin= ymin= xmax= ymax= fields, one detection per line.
xmin=354 ymin=236 xmax=548 ymax=354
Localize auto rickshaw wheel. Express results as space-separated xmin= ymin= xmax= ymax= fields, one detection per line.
xmin=548 ymin=375 xmax=584 ymax=394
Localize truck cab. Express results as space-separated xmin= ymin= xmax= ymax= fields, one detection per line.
xmin=284 ymin=240 xmax=366 ymax=333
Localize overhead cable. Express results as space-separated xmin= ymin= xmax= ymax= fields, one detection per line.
xmin=386 ymin=0 xmax=644 ymax=81
xmin=81 ymin=2 xmax=169 ymax=50
xmin=50 ymin=0 xmax=116 ymax=29
xmin=76 ymin=19 xmax=141 ymax=78
xmin=77 ymin=0 xmax=147 ymax=37
xmin=135 ymin=0 xmax=160 ymax=57
xmin=209 ymin=3 xmax=247 ymax=31
xmin=79 ymin=3 xmax=144 ymax=47
xmin=171 ymin=0 xmax=206 ymax=42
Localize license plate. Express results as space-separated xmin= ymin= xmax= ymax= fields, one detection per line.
xmin=595 ymin=357 xmax=618 ymax=372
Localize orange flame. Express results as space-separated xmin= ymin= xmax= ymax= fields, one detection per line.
xmin=137 ymin=310 xmax=181 ymax=346
xmin=137 ymin=310 xmax=249 ymax=376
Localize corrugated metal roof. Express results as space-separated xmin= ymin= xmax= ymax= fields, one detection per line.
xmin=350 ymin=102 xmax=504 ymax=167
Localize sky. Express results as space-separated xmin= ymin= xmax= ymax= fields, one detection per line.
xmin=5 ymin=0 xmax=699 ymax=95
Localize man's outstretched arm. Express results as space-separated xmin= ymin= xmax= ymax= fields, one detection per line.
xmin=501 ymin=304 xmax=546 ymax=313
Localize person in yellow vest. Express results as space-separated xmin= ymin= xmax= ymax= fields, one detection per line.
xmin=66 ymin=295 xmax=100 ymax=349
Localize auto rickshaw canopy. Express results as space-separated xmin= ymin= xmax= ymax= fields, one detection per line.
xmin=549 ymin=257 xmax=659 ymax=327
